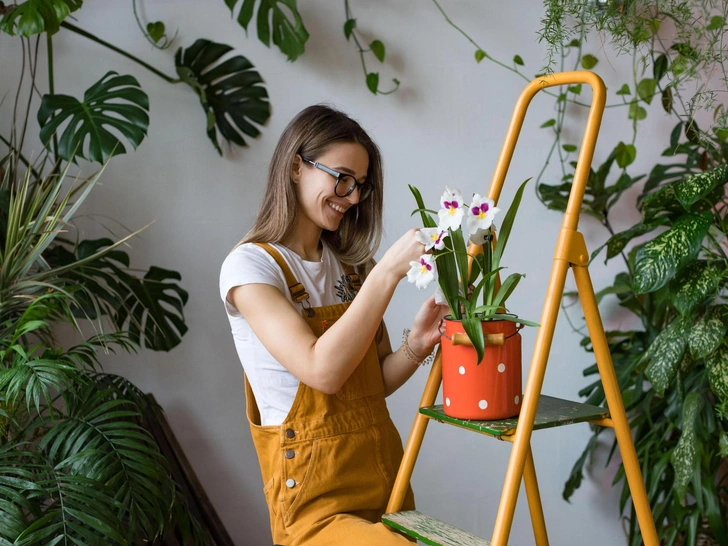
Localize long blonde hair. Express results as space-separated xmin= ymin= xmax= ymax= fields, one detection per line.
xmin=239 ymin=105 xmax=383 ymax=266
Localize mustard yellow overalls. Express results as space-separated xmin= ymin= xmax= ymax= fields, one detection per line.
xmin=244 ymin=243 xmax=415 ymax=545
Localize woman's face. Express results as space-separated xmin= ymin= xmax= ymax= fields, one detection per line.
xmin=293 ymin=141 xmax=369 ymax=233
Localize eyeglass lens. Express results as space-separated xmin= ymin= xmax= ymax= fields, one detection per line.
xmin=335 ymin=175 xmax=372 ymax=201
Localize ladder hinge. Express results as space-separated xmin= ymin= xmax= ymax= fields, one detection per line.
xmin=556 ymin=229 xmax=589 ymax=267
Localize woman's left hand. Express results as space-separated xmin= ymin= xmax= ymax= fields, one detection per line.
xmin=408 ymin=295 xmax=449 ymax=358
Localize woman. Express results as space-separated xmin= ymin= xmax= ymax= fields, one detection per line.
xmin=219 ymin=104 xmax=445 ymax=545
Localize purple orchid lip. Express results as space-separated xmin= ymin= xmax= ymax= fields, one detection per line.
xmin=420 ymin=258 xmax=432 ymax=271
xmin=472 ymin=203 xmax=489 ymax=215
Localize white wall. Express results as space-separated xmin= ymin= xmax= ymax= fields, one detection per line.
xmin=1 ymin=1 xmax=677 ymax=544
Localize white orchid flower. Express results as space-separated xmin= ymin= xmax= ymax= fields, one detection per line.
xmin=407 ymin=254 xmax=438 ymax=289
xmin=437 ymin=186 xmax=465 ymax=231
xmin=467 ymin=194 xmax=500 ymax=243
xmin=416 ymin=227 xmax=446 ymax=251
xmin=470 ymin=228 xmax=490 ymax=246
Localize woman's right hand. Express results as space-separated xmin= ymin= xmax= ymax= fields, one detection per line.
xmin=377 ymin=228 xmax=428 ymax=280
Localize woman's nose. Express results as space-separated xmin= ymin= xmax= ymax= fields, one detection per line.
xmin=346 ymin=188 xmax=360 ymax=205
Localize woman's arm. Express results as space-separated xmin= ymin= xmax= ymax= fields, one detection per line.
xmin=229 ymin=229 xmax=425 ymax=394
xmin=377 ymin=296 xmax=448 ymax=396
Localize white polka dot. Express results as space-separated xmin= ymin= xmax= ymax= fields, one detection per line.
xmin=515 ymin=396 xmax=520 ymax=404
xmin=497 ymin=363 xmax=506 ymax=373
xmin=458 ymin=366 xmax=466 ymax=375
xmin=445 ymin=398 xmax=451 ymax=407
xmin=478 ymin=400 xmax=488 ymax=410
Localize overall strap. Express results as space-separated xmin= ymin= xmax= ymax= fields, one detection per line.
xmin=254 ymin=243 xmax=314 ymax=316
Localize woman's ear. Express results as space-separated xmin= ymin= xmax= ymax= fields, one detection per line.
xmin=291 ymin=154 xmax=303 ymax=184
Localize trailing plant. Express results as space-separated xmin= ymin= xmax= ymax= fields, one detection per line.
xmin=407 ymin=182 xmax=537 ymax=363
xmin=429 ymin=1 xmax=728 ymax=544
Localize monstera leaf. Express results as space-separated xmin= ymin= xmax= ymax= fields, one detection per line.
xmin=115 ymin=266 xmax=189 ymax=352
xmin=175 ymin=39 xmax=270 ymax=154
xmin=37 ymin=71 xmax=149 ymax=163
xmin=225 ymin=0 xmax=309 ymax=61
xmin=0 ymin=0 xmax=81 ymax=36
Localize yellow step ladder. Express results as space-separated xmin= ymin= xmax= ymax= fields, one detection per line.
xmin=382 ymin=71 xmax=660 ymax=546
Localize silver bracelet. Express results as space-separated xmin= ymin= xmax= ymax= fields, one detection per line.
xmin=402 ymin=328 xmax=434 ymax=366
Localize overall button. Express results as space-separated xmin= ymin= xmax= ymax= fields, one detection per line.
xmin=285 ymin=478 xmax=296 ymax=488
xmin=285 ymin=449 xmax=295 ymax=459
xmin=285 ymin=428 xmax=295 ymax=439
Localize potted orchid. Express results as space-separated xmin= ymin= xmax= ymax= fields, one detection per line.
xmin=407 ymin=180 xmax=537 ymax=420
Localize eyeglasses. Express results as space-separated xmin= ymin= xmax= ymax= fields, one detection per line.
xmin=301 ymin=157 xmax=374 ymax=202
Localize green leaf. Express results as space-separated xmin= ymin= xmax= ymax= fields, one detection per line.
xmin=614 ymin=141 xmax=636 ymax=168
xmin=113 ymin=266 xmax=189 ymax=351
xmin=175 ymin=39 xmax=270 ymax=155
xmin=540 ymin=119 xmax=556 ymax=128
xmin=562 ymin=144 xmax=577 ymax=153
xmin=636 ymin=78 xmax=656 ymax=105
xmin=492 ymin=179 xmax=530 ymax=271
xmin=146 ymin=21 xmax=165 ymax=43
xmin=370 ymin=40 xmax=385 ymax=62
xmin=37 ymin=71 xmax=149 ymax=164
xmin=706 ymin=343 xmax=728 ymax=400
xmin=513 ymin=54 xmax=524 ymax=66
xmin=343 ymin=17 xmax=356 ymax=40
xmin=603 ymin=220 xmax=665 ymax=260
xmin=644 ymin=315 xmax=690 ymax=395
xmin=661 ymin=86 xmax=673 ymax=113
xmin=633 ymin=212 xmax=711 ymax=294
xmin=653 ymin=54 xmax=668 ymax=81
xmin=581 ymin=54 xmax=598 ymax=69
xmin=674 ymin=164 xmax=728 ymax=207
xmin=366 ymin=72 xmax=379 ymax=94
xmin=670 ymin=261 xmax=721 ymax=314
xmin=568 ymin=84 xmax=582 ymax=95
xmin=628 ymin=100 xmax=647 ymax=121
xmin=671 ymin=393 xmax=702 ymax=501
xmin=720 ymin=431 xmax=728 ymax=458
xmin=461 ymin=316 xmax=485 ymax=364
xmin=0 ymin=0 xmax=81 ymax=36
xmin=615 ymin=84 xmax=631 ymax=95
xmin=689 ymin=306 xmax=726 ymax=359
xmin=567 ymin=38 xmax=580 ymax=47
xmin=475 ymin=49 xmax=486 ymax=63
xmin=225 ymin=0 xmax=309 ymax=61
xmin=707 ymin=15 xmax=725 ymax=31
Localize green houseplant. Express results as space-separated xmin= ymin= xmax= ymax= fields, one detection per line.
xmin=407 ymin=182 xmax=537 ymax=420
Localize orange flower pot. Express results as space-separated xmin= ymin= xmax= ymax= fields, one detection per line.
xmin=440 ymin=318 xmax=522 ymax=420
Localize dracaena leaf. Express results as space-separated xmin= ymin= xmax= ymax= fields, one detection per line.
xmin=706 ymin=342 xmax=728 ymax=400
xmin=689 ymin=306 xmax=727 ymax=359
xmin=671 ymin=393 xmax=702 ymax=501
xmin=670 ymin=260 xmax=721 ymax=314
xmin=644 ymin=315 xmax=691 ymax=395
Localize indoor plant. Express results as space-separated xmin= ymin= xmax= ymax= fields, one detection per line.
xmin=407 ymin=181 xmax=537 ymax=420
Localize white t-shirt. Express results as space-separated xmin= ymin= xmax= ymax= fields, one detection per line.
xmin=219 ymin=242 xmax=356 ymax=426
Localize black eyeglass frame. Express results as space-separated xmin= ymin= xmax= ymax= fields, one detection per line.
xmin=301 ymin=157 xmax=374 ymax=201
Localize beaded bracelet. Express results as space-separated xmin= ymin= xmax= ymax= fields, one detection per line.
xmin=402 ymin=328 xmax=435 ymax=367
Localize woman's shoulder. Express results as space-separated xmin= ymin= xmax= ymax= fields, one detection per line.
xmin=220 ymin=243 xmax=285 ymax=285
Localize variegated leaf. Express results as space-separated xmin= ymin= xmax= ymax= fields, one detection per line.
xmin=671 ymin=393 xmax=702 ymax=501
xmin=689 ymin=306 xmax=726 ymax=359
xmin=604 ymin=220 xmax=666 ymax=261
xmin=641 ymin=183 xmax=682 ymax=219
xmin=674 ymin=164 xmax=728 ymax=207
xmin=633 ymin=212 xmax=711 ymax=294
xmin=670 ymin=261 xmax=721 ymax=314
xmin=706 ymin=342 xmax=728 ymax=400
xmin=645 ymin=315 xmax=690 ymax=395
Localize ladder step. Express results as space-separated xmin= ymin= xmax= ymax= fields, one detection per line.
xmin=383 ymin=510 xmax=490 ymax=546
xmin=420 ymin=394 xmax=609 ymax=437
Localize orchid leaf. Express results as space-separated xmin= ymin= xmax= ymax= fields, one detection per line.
xmin=493 ymin=178 xmax=530 ymax=270
xmin=461 ymin=316 xmax=485 ymax=364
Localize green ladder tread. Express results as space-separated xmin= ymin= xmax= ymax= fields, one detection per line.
xmin=419 ymin=394 xmax=609 ymax=437
xmin=383 ymin=510 xmax=490 ymax=546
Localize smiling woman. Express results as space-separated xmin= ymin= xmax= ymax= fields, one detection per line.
xmin=218 ymin=105 xmax=448 ymax=545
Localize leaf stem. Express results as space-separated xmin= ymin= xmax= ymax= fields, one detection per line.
xmin=60 ymin=22 xmax=180 ymax=84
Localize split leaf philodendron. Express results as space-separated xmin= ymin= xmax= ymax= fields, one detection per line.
xmin=407 ymin=180 xmax=538 ymax=363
